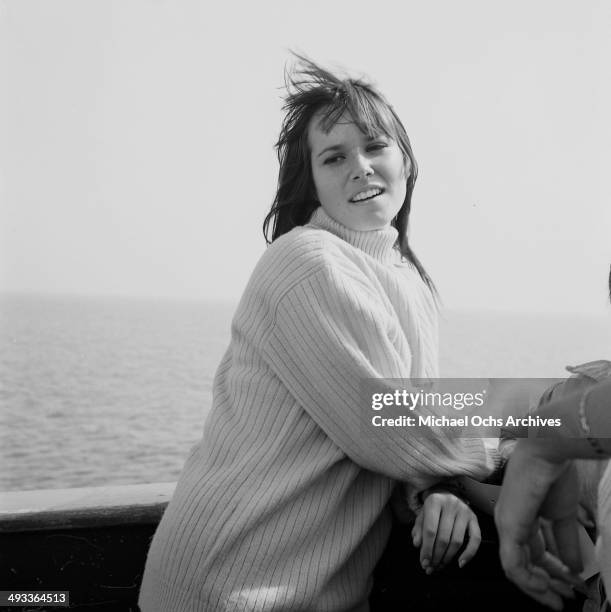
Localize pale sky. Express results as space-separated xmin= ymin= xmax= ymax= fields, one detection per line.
xmin=1 ymin=0 xmax=610 ymax=314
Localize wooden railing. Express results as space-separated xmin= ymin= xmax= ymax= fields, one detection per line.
xmin=0 ymin=483 xmax=175 ymax=611
xmin=0 ymin=482 xmax=566 ymax=611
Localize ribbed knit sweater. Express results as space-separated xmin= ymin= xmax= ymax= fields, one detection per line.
xmin=139 ymin=207 xmax=495 ymax=612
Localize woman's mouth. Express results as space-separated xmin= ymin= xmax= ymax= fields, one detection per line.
xmin=349 ymin=187 xmax=385 ymax=203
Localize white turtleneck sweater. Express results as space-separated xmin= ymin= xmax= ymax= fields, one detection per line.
xmin=139 ymin=208 xmax=495 ymax=612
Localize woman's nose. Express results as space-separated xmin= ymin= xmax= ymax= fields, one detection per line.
xmin=351 ymin=154 xmax=374 ymax=181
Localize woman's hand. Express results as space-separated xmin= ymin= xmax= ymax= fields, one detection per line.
xmin=494 ymin=440 xmax=585 ymax=610
xmin=411 ymin=490 xmax=481 ymax=573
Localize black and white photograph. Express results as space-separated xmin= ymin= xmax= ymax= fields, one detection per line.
xmin=1 ymin=1 xmax=610 ymax=610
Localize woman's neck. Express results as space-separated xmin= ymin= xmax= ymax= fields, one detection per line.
xmin=307 ymin=207 xmax=399 ymax=263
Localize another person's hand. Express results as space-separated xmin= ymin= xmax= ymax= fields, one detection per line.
xmin=495 ymin=440 xmax=584 ymax=610
xmin=411 ymin=490 xmax=481 ymax=573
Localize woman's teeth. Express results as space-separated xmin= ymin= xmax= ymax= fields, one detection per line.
xmin=351 ymin=188 xmax=383 ymax=202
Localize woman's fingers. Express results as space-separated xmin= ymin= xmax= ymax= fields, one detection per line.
xmin=434 ymin=500 xmax=482 ymax=569
xmin=419 ymin=496 xmax=442 ymax=571
xmin=429 ymin=495 xmax=481 ymax=570
xmin=411 ymin=510 xmax=423 ymax=548
xmin=457 ymin=513 xmax=482 ymax=568
xmin=437 ymin=508 xmax=469 ymax=568
xmin=427 ymin=502 xmax=457 ymax=567
xmin=415 ymin=492 xmax=483 ymax=573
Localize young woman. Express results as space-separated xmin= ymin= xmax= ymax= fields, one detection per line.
xmin=139 ymin=56 xmax=498 ymax=612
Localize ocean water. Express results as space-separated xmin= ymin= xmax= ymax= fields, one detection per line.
xmin=1 ymin=293 xmax=609 ymax=492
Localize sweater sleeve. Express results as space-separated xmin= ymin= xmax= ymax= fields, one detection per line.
xmin=261 ymin=262 xmax=496 ymax=491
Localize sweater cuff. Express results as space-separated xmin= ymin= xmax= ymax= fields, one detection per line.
xmin=398 ymin=477 xmax=477 ymax=516
xmin=404 ymin=441 xmax=505 ymax=512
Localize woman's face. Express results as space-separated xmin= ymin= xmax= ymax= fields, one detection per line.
xmin=308 ymin=115 xmax=408 ymax=231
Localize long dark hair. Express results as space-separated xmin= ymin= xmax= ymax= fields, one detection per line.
xmin=263 ymin=54 xmax=435 ymax=293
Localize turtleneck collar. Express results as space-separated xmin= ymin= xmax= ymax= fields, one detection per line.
xmin=306 ymin=206 xmax=399 ymax=264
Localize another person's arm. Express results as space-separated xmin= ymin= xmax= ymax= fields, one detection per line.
xmin=495 ymin=379 xmax=611 ymax=609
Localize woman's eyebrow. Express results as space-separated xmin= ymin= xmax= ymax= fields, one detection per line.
xmin=316 ymin=144 xmax=343 ymax=159
xmin=316 ymin=136 xmax=380 ymax=159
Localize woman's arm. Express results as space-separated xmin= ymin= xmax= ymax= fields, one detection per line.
xmin=261 ymin=261 xmax=498 ymax=489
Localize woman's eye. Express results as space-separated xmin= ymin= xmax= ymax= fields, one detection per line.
xmin=368 ymin=142 xmax=388 ymax=152
xmin=323 ymin=155 xmax=344 ymax=165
